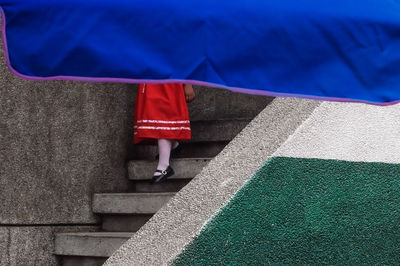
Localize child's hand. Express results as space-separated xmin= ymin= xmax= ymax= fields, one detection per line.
xmin=184 ymin=84 xmax=195 ymax=102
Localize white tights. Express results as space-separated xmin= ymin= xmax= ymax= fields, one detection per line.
xmin=154 ymin=139 xmax=178 ymax=176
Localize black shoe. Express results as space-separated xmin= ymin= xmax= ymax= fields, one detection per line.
xmin=155 ymin=144 xmax=183 ymax=159
xmin=152 ymin=166 xmax=175 ymax=184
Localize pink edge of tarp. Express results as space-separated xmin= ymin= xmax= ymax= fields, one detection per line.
xmin=1 ymin=7 xmax=399 ymax=107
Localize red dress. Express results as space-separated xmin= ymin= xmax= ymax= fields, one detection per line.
xmin=134 ymin=83 xmax=191 ymax=144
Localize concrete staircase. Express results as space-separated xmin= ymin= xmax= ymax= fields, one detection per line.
xmin=54 ymin=90 xmax=272 ymax=266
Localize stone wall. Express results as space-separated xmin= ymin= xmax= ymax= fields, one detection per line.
xmin=0 ymin=226 xmax=99 ymax=265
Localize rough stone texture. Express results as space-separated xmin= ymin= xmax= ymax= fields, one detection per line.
xmin=92 ymin=193 xmax=175 ymax=214
xmin=128 ymin=158 xmax=210 ymax=180
xmin=134 ymin=179 xmax=191 ymax=193
xmin=62 ymin=256 xmax=107 ymax=266
xmin=274 ymin=101 xmax=400 ymax=163
xmin=0 ymin=17 xmax=134 ymax=224
xmin=188 ymin=86 xmax=273 ymax=121
xmin=0 ymin=226 xmax=98 ymax=266
xmin=190 ymin=119 xmax=251 ymax=142
xmin=101 ymin=215 xmax=152 ymax=232
xmin=105 ymin=98 xmax=322 ymax=266
xmin=55 ymin=232 xmax=133 ymax=257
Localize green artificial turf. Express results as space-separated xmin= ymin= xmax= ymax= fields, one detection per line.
xmin=173 ymin=157 xmax=400 ymax=265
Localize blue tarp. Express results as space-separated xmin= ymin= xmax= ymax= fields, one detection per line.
xmin=1 ymin=0 xmax=400 ymax=104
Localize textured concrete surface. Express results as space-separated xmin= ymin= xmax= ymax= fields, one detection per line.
xmin=55 ymin=232 xmax=133 ymax=257
xmin=0 ymin=226 xmax=98 ymax=266
xmin=128 ymin=158 xmax=210 ymax=180
xmin=62 ymin=256 xmax=107 ymax=266
xmin=92 ymin=193 xmax=175 ymax=214
xmin=0 ymin=75 xmax=134 ymax=224
xmin=190 ymin=119 xmax=251 ymax=142
xmin=101 ymin=215 xmax=152 ymax=232
xmin=134 ymin=179 xmax=191 ymax=193
xmin=105 ymin=97 xmax=321 ymax=266
xmin=188 ymin=86 xmax=273 ymax=121
xmin=274 ymin=101 xmax=400 ymax=163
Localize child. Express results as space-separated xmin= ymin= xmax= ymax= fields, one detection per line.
xmin=134 ymin=83 xmax=195 ymax=183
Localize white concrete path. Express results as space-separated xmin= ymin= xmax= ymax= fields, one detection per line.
xmin=275 ymin=102 xmax=400 ymax=164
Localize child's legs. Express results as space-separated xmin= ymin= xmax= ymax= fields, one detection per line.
xmin=156 ymin=139 xmax=172 ymax=171
xmin=172 ymin=140 xmax=179 ymax=149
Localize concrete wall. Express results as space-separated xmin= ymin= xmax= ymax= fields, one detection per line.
xmin=0 ymin=77 xmax=135 ymax=224
xmin=0 ymin=226 xmax=99 ymax=266
xmin=0 ymin=17 xmax=135 ymax=264
xmin=187 ymin=86 xmax=272 ymax=121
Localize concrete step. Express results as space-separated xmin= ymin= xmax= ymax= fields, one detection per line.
xmin=61 ymin=256 xmax=107 ymax=266
xmin=128 ymin=158 xmax=210 ymax=181
xmin=127 ymin=119 xmax=250 ymax=160
xmin=191 ymin=119 xmax=250 ymax=142
xmin=54 ymin=232 xmax=133 ymax=257
xmin=128 ymin=141 xmax=228 ymax=160
xmin=101 ymin=214 xmax=153 ymax=232
xmin=188 ymin=87 xmax=272 ymax=121
xmin=133 ymin=179 xmax=191 ymax=193
xmin=92 ymin=193 xmax=175 ymax=214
